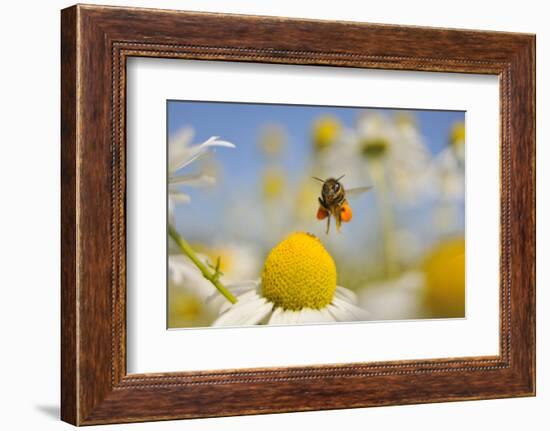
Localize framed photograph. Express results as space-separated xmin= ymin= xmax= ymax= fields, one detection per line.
xmin=61 ymin=4 xmax=535 ymax=425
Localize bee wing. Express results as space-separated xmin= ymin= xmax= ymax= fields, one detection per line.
xmin=345 ymin=186 xmax=373 ymax=199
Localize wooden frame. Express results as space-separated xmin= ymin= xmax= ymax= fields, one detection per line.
xmin=61 ymin=4 xmax=535 ymax=425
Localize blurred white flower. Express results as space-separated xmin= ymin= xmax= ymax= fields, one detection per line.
xmin=169 ymin=242 xmax=261 ymax=313
xmin=392 ymin=229 xmax=427 ymax=267
xmin=355 ymin=112 xmax=434 ymax=202
xmin=169 ymin=254 xmax=226 ymax=313
xmin=430 ymin=122 xmax=466 ymax=234
xmin=168 ymin=126 xmax=235 ymax=217
xmin=433 ymin=143 xmax=465 ymax=201
xmin=202 ymin=243 xmax=261 ymax=284
xmin=258 ymin=123 xmax=287 ymax=158
xmin=357 ymin=271 xmax=425 ymax=320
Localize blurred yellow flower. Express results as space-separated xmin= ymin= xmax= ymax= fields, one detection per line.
xmin=168 ymin=253 xmax=227 ymax=327
xmin=450 ymin=121 xmax=465 ymax=145
xmin=422 ymin=238 xmax=465 ymax=318
xmin=261 ymin=168 xmax=286 ymax=200
xmin=168 ymin=242 xmax=260 ymax=328
xmin=168 ymin=285 xmax=216 ymax=327
xmin=449 ymin=121 xmax=465 ymax=162
xmin=312 ymin=115 xmax=342 ymax=152
xmin=258 ymin=124 xmax=287 ymax=158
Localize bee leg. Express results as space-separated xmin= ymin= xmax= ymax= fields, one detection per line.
xmin=318 ymin=197 xmax=327 ymax=208
xmin=335 ymin=214 xmax=342 ymax=233
xmin=326 ymin=215 xmax=330 ymax=234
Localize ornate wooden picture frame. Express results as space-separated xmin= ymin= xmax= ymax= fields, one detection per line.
xmin=61 ymin=4 xmax=535 ymax=425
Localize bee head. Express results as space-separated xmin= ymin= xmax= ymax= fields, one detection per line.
xmin=323 ymin=177 xmax=344 ymax=200
xmin=313 ymin=175 xmax=345 ymax=203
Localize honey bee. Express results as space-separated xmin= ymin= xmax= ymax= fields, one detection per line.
xmin=313 ymin=175 xmax=372 ymax=234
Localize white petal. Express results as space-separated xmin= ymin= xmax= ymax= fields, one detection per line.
xmin=327 ymin=303 xmax=351 ymax=321
xmin=335 ymin=286 xmax=358 ymax=304
xmin=225 ymin=280 xmax=260 ymax=295
xmin=213 ymin=293 xmax=272 ymax=327
xmin=201 ymin=136 xmax=236 ymax=150
xmin=319 ymin=307 xmax=337 ymax=322
xmin=170 ymin=127 xmax=194 ymax=147
xmin=328 ymin=297 xmax=370 ymax=321
xmin=268 ymin=305 xmax=339 ymax=325
xmin=170 ymin=137 xmax=236 ymax=173
xmin=267 ymin=307 xmax=286 ymax=324
xmin=168 ymin=199 xmax=175 ymax=224
xmin=169 ymin=173 xmax=216 ymax=187
xmin=168 ymin=189 xmax=191 ymax=203
xmin=216 ymin=287 xmax=259 ymax=314
xmin=268 ymin=308 xmax=301 ymax=325
xmin=169 ymin=257 xmax=215 ymax=299
xmin=168 ymin=127 xmax=195 ymax=172
xmin=280 ymin=310 xmax=301 ymax=324
xmin=294 ymin=308 xmax=335 ymax=323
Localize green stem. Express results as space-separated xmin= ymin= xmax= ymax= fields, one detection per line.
xmin=168 ymin=225 xmax=237 ymax=304
xmin=369 ymin=159 xmax=399 ymax=278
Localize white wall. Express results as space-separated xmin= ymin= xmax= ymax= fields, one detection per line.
xmin=0 ymin=0 xmax=546 ymax=429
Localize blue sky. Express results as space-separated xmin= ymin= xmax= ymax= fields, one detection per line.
xmin=168 ymin=100 xmax=464 ymax=245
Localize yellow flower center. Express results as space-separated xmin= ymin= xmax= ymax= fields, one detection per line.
xmin=360 ymin=137 xmax=389 ymax=159
xmin=312 ymin=116 xmax=341 ymax=152
xmin=450 ymin=121 xmax=466 ymax=146
xmin=449 ymin=121 xmax=466 ymax=162
xmin=261 ymin=232 xmax=337 ymax=310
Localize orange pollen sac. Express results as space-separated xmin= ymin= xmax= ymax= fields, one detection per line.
xmin=316 ymin=206 xmax=329 ymax=220
xmin=340 ymin=203 xmax=353 ymax=222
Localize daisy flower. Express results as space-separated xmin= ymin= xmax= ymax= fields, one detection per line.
xmin=355 ymin=112 xmax=433 ymax=202
xmin=311 ymin=115 xmax=342 ymax=154
xmin=168 ymin=254 xmax=221 ymax=327
xmin=430 ymin=122 xmax=466 ymax=233
xmin=169 ymin=254 xmax=221 ymax=303
xmin=433 ymin=121 xmax=466 ymax=200
xmin=168 ymin=126 xmax=235 ymax=217
xmin=213 ymin=232 xmax=369 ymax=326
xmin=169 ymin=241 xmax=261 ymax=317
xmin=195 ymin=242 xmax=261 ymax=284
xmin=169 ymin=242 xmax=261 ymax=306
xmin=435 ymin=148 xmax=464 ymax=195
